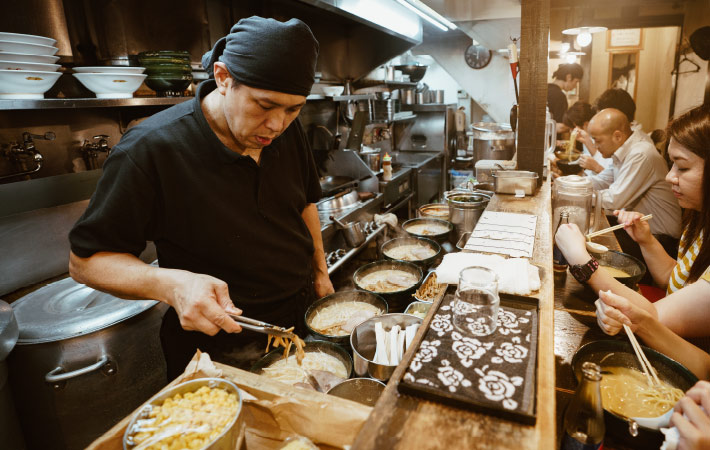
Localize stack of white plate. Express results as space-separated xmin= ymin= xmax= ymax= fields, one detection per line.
xmin=0 ymin=32 xmax=61 ymax=99
xmin=72 ymin=66 xmax=147 ymax=99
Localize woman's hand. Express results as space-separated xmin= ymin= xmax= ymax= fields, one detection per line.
xmin=614 ymin=210 xmax=653 ymax=245
xmin=672 ymin=381 xmax=710 ymax=450
xmin=578 ymin=155 xmax=604 ymax=174
xmin=554 ymin=223 xmax=591 ymax=265
xmin=594 ymin=289 xmax=655 ymax=336
xmin=166 ymin=271 xmax=242 ymax=336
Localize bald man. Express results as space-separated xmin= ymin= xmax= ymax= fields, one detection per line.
xmin=586 ymin=108 xmax=681 ymax=264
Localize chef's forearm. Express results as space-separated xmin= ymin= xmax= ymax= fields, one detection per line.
xmin=301 ymin=204 xmax=328 ymax=274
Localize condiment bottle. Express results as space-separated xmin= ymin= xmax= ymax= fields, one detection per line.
xmin=562 ymin=361 xmax=605 ymax=450
xmin=553 ymin=210 xmax=570 ymax=285
xmin=382 ymin=153 xmax=392 ymax=181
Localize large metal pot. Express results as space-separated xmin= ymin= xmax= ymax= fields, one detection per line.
xmin=472 ymin=122 xmax=516 ymax=162
xmin=0 ymin=300 xmax=24 ymax=450
xmin=446 ymin=192 xmax=491 ymax=239
xmin=8 ymin=277 xmax=168 ymax=450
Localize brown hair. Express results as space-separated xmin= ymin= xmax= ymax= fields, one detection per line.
xmin=667 ymin=104 xmax=710 ymax=283
xmin=563 ymin=101 xmax=594 ymax=129
xmin=552 ymin=63 xmax=583 ymax=81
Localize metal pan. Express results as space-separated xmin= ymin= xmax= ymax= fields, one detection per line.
xmin=320 ymin=175 xmax=356 ymax=196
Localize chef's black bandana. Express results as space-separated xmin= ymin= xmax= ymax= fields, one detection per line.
xmin=201 ymin=16 xmax=319 ymax=97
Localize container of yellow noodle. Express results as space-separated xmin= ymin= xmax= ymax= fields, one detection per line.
xmin=122 ymin=377 xmax=243 ymax=450
xmin=572 ymin=340 xmax=697 ymax=449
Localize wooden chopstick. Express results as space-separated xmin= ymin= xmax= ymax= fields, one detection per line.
xmin=623 ymin=324 xmax=660 ymax=386
xmin=586 ymin=214 xmax=653 ymax=239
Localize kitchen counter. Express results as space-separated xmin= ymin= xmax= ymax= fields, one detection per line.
xmin=352 ymin=181 xmax=556 ymax=450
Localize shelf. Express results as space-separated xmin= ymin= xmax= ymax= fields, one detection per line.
xmin=332 ymin=94 xmax=377 ymax=101
xmin=401 ymin=103 xmax=455 ymax=112
xmin=354 ymin=79 xmax=418 ymax=89
xmin=0 ymin=97 xmax=192 ymax=110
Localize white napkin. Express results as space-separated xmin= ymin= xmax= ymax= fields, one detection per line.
xmin=435 ymin=252 xmax=541 ymax=296
xmin=374 ymin=213 xmax=398 ymax=229
xmin=660 ymin=426 xmax=679 ymax=450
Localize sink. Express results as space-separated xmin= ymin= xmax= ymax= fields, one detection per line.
xmin=391 ymin=151 xmax=441 ymax=168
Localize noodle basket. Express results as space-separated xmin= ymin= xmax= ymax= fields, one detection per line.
xmin=122 ymin=377 xmax=243 ymax=450
xmin=251 ymin=339 xmax=353 ymax=382
xmin=572 ymin=340 xmax=697 ymax=448
xmin=353 ymin=260 xmax=423 ymax=313
xmin=381 ymin=236 xmax=441 ymax=268
xmin=305 ymin=290 xmax=388 ymax=345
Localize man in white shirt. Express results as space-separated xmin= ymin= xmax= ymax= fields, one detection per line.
xmin=587 ymin=108 xmax=681 ymax=267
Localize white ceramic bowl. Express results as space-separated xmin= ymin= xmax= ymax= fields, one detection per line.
xmin=0 ymin=32 xmax=56 ymax=47
xmin=73 ymin=72 xmax=147 ymax=98
xmin=0 ymin=40 xmax=58 ymax=56
xmin=0 ymin=60 xmax=59 ymax=72
xmin=73 ymin=66 xmax=145 ymax=74
xmin=322 ymin=85 xmax=345 ymax=96
xmin=0 ymin=51 xmax=59 ymax=64
xmin=0 ymin=69 xmax=62 ymax=99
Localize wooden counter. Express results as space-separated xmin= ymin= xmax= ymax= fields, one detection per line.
xmin=352 ymin=182 xmax=556 ymax=450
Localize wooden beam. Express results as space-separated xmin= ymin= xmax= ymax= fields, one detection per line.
xmin=517 ymin=0 xmax=550 ymax=177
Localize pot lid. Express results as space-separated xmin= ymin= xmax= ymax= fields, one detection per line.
xmin=12 ymin=277 xmax=159 ymax=344
xmin=556 ymin=174 xmax=593 ymax=191
xmin=0 ymin=300 xmax=18 ymax=360
xmin=471 ymin=122 xmax=513 ymax=133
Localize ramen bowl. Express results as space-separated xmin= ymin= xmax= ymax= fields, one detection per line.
xmin=417 ymin=203 xmax=450 ymax=220
xmin=0 ymin=69 xmax=62 ymax=99
xmin=353 ymin=260 xmax=423 ymax=312
xmin=305 ymin=290 xmax=388 ymax=345
xmin=595 ymin=250 xmax=646 ymax=289
xmin=327 ymin=377 xmax=386 ymax=406
xmin=73 ymin=72 xmax=147 ymax=98
xmin=251 ymin=340 xmax=353 ymax=390
xmin=554 ymin=147 xmax=584 ymax=175
xmin=381 ymin=236 xmax=441 ymax=268
xmin=350 ymin=313 xmax=422 ymax=381
xmin=402 ymin=217 xmax=454 ymax=245
xmin=123 ymin=377 xmax=243 ymax=450
xmin=572 ymin=340 xmax=697 ymax=448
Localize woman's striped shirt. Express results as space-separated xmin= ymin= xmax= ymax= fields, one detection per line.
xmin=667 ymin=230 xmax=704 ymax=294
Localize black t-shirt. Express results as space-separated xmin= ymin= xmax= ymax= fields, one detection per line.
xmin=70 ymin=80 xmax=321 ymax=307
xmin=547 ymin=83 xmax=568 ymax=123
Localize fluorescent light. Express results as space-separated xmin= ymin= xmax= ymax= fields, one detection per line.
xmin=395 ymin=0 xmax=448 ymax=31
xmin=403 ymin=0 xmax=457 ymax=30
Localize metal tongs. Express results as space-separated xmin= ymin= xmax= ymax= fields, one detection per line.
xmin=228 ymin=314 xmax=295 ymax=338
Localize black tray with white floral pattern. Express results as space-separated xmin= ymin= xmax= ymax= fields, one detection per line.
xmin=398 ymin=285 xmax=539 ymax=424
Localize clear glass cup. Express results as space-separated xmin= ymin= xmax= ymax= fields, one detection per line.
xmin=453 ymin=266 xmax=500 ymax=336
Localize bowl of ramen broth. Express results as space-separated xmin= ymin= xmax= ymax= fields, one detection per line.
xmin=353 ymin=260 xmax=422 ymax=313
xmin=572 ymin=340 xmax=697 ymax=448
xmin=595 ymin=250 xmax=646 ymax=289
xmin=381 ymin=237 xmax=441 ymax=268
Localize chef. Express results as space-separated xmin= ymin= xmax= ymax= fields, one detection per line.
xmin=68 ymin=16 xmax=334 ymax=378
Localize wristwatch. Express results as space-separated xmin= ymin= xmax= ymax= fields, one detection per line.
xmin=570 ymin=258 xmax=599 ymax=284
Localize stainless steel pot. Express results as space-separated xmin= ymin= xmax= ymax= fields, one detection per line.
xmin=8 ymin=278 xmax=168 ymax=450
xmin=0 ymin=300 xmax=24 ymax=450
xmin=472 ymin=122 xmax=516 ymax=162
xmin=446 ymin=192 xmax=491 ymax=239
xmin=401 ymin=89 xmax=416 ymax=105
xmin=361 ymin=151 xmax=381 ymax=172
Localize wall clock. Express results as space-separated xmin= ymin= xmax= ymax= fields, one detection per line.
xmin=464 ymin=44 xmax=492 ymax=69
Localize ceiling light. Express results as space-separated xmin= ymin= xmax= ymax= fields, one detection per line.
xmin=560 ymin=42 xmax=570 ymax=54
xmin=565 ymin=53 xmax=578 ymax=64
xmin=562 ymin=25 xmax=607 ymax=49
xmin=576 ymin=31 xmax=592 ymax=47
xmin=395 ymin=0 xmax=448 ymax=31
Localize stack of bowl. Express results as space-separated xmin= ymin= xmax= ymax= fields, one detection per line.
xmin=72 ymin=66 xmax=146 ymax=99
xmin=0 ymin=32 xmax=61 ymax=99
xmin=137 ymin=51 xmax=193 ymax=97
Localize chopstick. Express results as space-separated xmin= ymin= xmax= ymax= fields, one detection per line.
xmin=623 ymin=324 xmax=661 ymax=386
xmin=586 ymin=214 xmax=653 ymax=239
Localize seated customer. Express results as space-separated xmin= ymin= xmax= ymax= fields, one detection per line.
xmin=586 ymin=108 xmax=681 ymax=261
xmin=593 ymin=87 xmax=644 ymax=133
xmin=562 ymin=101 xmax=612 ymax=177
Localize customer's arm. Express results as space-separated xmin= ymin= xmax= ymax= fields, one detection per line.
xmin=69 ymin=251 xmax=242 ymax=335
xmin=615 ymin=209 xmax=677 ymax=288
xmin=598 ymin=290 xmax=710 ymax=380
xmin=656 ymin=277 xmax=710 ymax=338
xmin=301 ymin=203 xmax=334 ymax=298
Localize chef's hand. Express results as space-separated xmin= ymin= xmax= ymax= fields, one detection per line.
xmin=578 ymin=154 xmax=603 ymax=174
xmin=314 ymin=269 xmax=335 ymax=298
xmin=614 ymin=210 xmax=653 ymax=245
xmin=167 ymin=271 xmax=242 ymax=336
xmin=554 ymin=223 xmax=591 ymax=265
xmin=672 ymin=381 xmax=710 ymax=450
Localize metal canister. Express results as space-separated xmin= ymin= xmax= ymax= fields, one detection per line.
xmin=471 ymin=122 xmax=516 ymax=162
xmin=446 ymin=192 xmax=491 ymax=239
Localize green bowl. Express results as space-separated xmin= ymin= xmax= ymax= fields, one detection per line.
xmin=138 ymin=50 xmax=190 ymax=58
xmin=144 ymin=64 xmax=192 ymax=76
xmin=145 ymin=74 xmax=193 ymax=95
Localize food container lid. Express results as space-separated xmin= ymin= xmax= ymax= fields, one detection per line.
xmin=555 ymin=174 xmax=593 ymax=191
xmin=0 ymin=300 xmax=18 ymax=360
xmin=11 ymin=277 xmax=159 ymax=344
xmin=471 ymin=122 xmax=514 ymax=138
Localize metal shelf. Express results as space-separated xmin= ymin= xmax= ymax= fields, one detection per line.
xmin=402 ymin=103 xmax=455 ymax=112
xmin=0 ymin=97 xmax=191 ymax=110
xmin=332 ymin=94 xmax=377 ymax=101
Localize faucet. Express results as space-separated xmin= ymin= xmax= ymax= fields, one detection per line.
xmin=81 ymin=135 xmax=111 ymax=170
xmin=0 ymin=131 xmax=53 ymax=181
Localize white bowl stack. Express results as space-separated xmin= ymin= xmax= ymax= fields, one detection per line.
xmin=72 ymin=66 xmax=147 ymax=99
xmin=0 ymin=32 xmax=61 ymax=99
